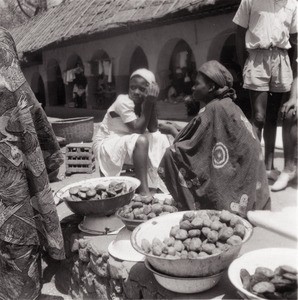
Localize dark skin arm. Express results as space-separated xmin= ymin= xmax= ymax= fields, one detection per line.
xmin=158 ymin=122 xmax=181 ymax=138
xmin=147 ymin=103 xmax=158 ymax=132
xmin=235 ymin=25 xmax=247 ymax=70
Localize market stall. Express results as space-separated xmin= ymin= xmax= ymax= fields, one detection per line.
xmin=55 ymin=177 xmax=297 ymax=300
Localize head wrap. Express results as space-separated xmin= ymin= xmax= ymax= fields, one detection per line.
xmin=130 ymin=68 xmax=156 ymax=85
xmin=199 ymin=60 xmax=233 ymax=88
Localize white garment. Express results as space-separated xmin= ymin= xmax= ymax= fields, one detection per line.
xmin=233 ymin=0 xmax=297 ymax=50
xmin=62 ymin=71 xmax=67 ymax=85
xmin=103 ymin=60 xmax=110 ymax=76
xmin=98 ymin=61 xmax=104 ymax=75
xmin=66 ymin=69 xmax=76 ymax=82
xmin=179 ymin=51 xmax=188 ymax=68
xmin=93 ymin=94 xmax=171 ymax=193
xmin=108 ymin=61 xmax=112 ymax=83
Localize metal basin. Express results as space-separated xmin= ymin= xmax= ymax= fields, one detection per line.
xmin=56 ymin=176 xmax=140 ymax=217
xmin=131 ymin=210 xmax=253 ymax=277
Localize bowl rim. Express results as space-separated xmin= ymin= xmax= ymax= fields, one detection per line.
xmin=116 ymin=206 xmax=179 ymax=223
xmin=227 ymin=247 xmax=298 ymax=300
xmin=144 ymin=259 xmax=225 ymax=280
xmin=115 ymin=209 xmax=145 ymax=224
xmin=55 ymin=176 xmax=140 ymax=203
xmin=131 ymin=210 xmax=253 ymax=261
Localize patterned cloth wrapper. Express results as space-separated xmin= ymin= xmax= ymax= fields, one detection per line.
xmin=158 ymin=91 xmax=270 ymax=217
xmin=0 ymin=27 xmax=65 ymax=299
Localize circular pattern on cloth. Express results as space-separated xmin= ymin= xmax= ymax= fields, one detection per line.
xmin=212 ymin=142 xmax=229 ymax=169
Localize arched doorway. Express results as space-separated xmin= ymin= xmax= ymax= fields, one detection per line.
xmin=220 ymin=34 xmax=251 ymax=118
xmin=157 ymin=39 xmax=197 ymax=115
xmin=65 ymin=54 xmax=87 ymax=108
xmin=129 ymin=46 xmax=148 ymax=74
xmin=46 ymin=59 xmax=65 ymax=106
xmin=31 ymin=73 xmax=46 ymax=108
xmin=88 ymin=49 xmax=116 ymax=109
xmin=169 ymin=40 xmax=196 ymax=97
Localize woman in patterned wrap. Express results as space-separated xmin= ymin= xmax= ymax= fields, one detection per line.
xmin=0 ymin=27 xmax=65 ymax=299
xmin=158 ymin=60 xmax=270 ymax=217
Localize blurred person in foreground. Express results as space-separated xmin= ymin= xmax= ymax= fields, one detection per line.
xmin=0 ymin=27 xmax=65 ymax=299
xmin=158 ymin=61 xmax=270 ymax=217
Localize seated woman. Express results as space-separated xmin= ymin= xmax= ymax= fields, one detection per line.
xmin=158 ymin=61 xmax=270 ymax=217
xmin=93 ymin=69 xmax=171 ymax=198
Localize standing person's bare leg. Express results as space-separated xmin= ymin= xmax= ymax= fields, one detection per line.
xmin=249 ymin=90 xmax=268 ymax=140
xmin=272 ymin=113 xmax=297 ymax=191
xmin=133 ymin=135 xmax=151 ymax=196
xmin=263 ymin=92 xmax=283 ymax=179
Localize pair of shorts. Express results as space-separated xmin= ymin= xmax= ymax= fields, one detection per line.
xmin=243 ymin=48 xmax=293 ymax=93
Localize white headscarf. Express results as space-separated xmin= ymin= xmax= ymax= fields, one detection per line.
xmin=130 ymin=68 xmax=156 ymax=85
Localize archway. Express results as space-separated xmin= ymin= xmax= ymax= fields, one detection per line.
xmin=65 ymin=54 xmax=87 ymax=108
xmin=129 ymin=46 xmax=148 ymax=74
xmin=31 ymin=73 xmax=46 ymax=108
xmin=46 ymin=59 xmax=65 ymax=106
xmin=156 ymin=39 xmax=196 ymax=115
xmin=220 ymin=33 xmax=251 ymax=118
xmin=117 ymin=42 xmax=149 ymax=94
xmin=88 ymin=49 xmax=116 ymax=109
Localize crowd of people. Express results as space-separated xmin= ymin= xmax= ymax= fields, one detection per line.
xmin=0 ymin=0 xmax=297 ymax=298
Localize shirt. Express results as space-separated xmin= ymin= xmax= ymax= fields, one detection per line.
xmin=233 ymin=0 xmax=297 ymax=49
xmin=101 ymin=94 xmax=137 ymax=135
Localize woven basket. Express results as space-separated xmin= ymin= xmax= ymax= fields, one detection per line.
xmin=51 ymin=117 xmax=94 ymax=143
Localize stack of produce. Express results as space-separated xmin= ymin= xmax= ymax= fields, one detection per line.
xmin=141 ymin=210 xmax=246 ymax=259
xmin=117 ymin=195 xmax=178 ymax=221
xmin=65 ymin=181 xmax=130 ymax=202
xmin=241 ymin=265 xmax=297 ymax=299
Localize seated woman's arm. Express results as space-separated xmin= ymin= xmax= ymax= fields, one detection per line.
xmin=147 ymin=103 xmax=158 ymax=132
xmin=158 ymin=122 xmax=180 ymax=138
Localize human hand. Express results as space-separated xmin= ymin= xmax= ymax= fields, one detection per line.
xmin=158 ymin=122 xmax=175 ymax=135
xmin=145 ymin=82 xmax=159 ymax=103
xmin=280 ymin=98 xmax=297 ymax=119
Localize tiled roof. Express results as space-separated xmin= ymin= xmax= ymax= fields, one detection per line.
xmin=10 ymin=0 xmax=239 ymax=55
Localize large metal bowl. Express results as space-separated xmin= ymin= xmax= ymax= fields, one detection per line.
xmin=131 ymin=210 xmax=253 ymax=278
xmin=228 ymin=248 xmax=298 ymax=300
xmin=145 ymin=259 xmax=224 ymax=294
xmin=116 ymin=193 xmax=178 ymax=231
xmin=56 ymin=176 xmax=140 ymax=217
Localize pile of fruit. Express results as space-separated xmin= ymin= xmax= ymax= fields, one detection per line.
xmin=241 ymin=265 xmax=297 ymax=299
xmin=117 ymin=195 xmax=178 ymax=221
xmin=141 ymin=210 xmax=246 ymax=258
xmin=66 ymin=181 xmax=130 ymax=201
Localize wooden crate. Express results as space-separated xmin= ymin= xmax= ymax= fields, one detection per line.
xmin=65 ymin=143 xmax=95 ymax=175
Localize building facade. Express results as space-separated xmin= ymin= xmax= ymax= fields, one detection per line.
xmin=11 ymin=0 xmax=243 ymax=116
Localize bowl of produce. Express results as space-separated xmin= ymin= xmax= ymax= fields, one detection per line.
xmin=116 ymin=193 xmax=178 ymax=231
xmin=131 ymin=210 xmax=253 ymax=277
xmin=144 ymin=259 xmax=224 ymax=294
xmin=57 ymin=176 xmax=140 ymax=216
xmin=228 ymin=248 xmax=298 ymax=299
